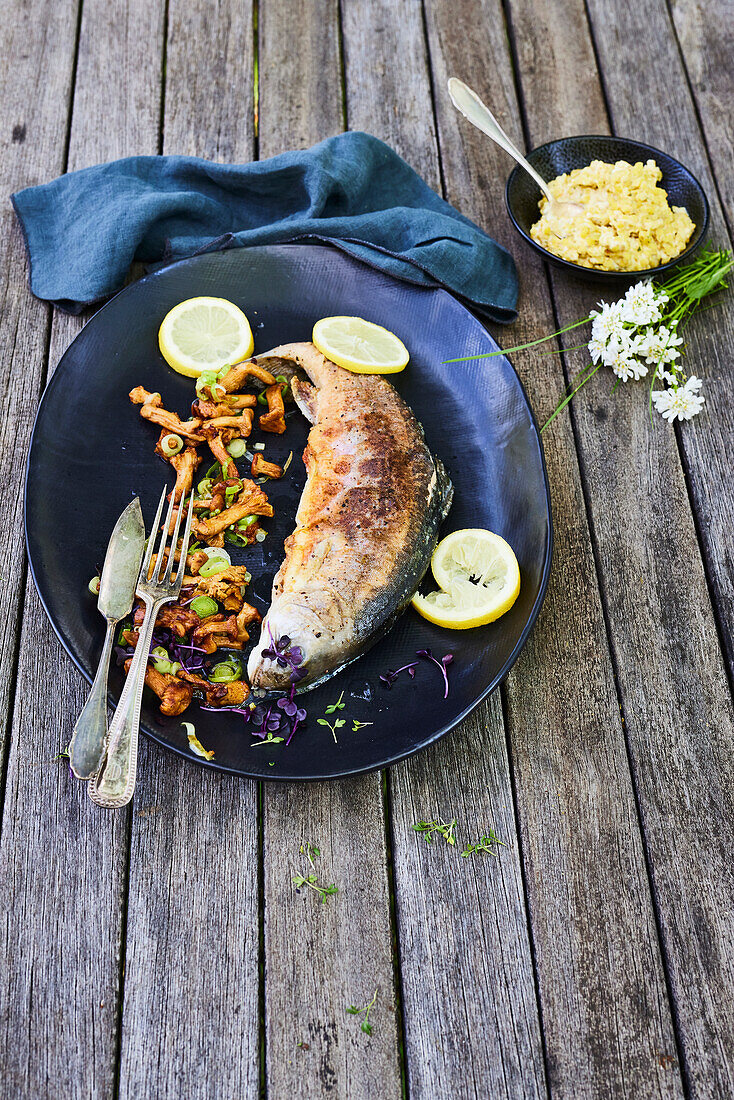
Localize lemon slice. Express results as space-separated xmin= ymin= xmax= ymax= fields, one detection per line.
xmin=158 ymin=297 xmax=254 ymax=378
xmin=312 ymin=316 xmax=409 ymax=373
xmin=411 ymin=529 xmax=521 ymax=629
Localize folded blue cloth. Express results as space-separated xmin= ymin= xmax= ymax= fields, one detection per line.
xmin=12 ymin=131 xmax=517 ymax=321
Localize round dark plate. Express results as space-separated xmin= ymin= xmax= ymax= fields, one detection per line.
xmin=505 ymin=135 xmax=709 ymax=285
xmin=25 ymin=245 xmax=552 ymax=781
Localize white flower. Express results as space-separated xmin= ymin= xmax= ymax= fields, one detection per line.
xmin=588 ymin=334 xmax=608 ymax=364
xmin=652 ymin=376 xmax=705 ymax=422
xmin=605 ymin=339 xmax=648 ymax=381
xmin=590 ymin=301 xmax=627 ymax=344
xmin=619 ymin=280 xmax=666 ymax=326
xmin=639 ymin=325 xmax=684 ymax=366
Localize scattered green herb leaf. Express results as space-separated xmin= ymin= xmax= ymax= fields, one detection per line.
xmin=461 ymin=829 xmax=508 ymax=857
xmin=325 ymin=691 xmax=346 ymax=715
xmin=412 ymin=818 xmax=457 ymax=846
xmin=347 ymin=989 xmax=378 ymax=1035
xmin=316 ymin=717 xmax=345 ymax=743
xmin=292 ymin=872 xmax=339 ymax=904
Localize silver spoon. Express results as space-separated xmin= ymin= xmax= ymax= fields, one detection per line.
xmin=447 ymin=77 xmax=584 ymax=237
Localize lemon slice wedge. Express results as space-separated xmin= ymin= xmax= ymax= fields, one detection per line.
xmin=411 ymin=529 xmax=521 ymax=629
xmin=312 ymin=316 xmax=409 ymax=373
xmin=158 ymin=296 xmax=254 ymax=378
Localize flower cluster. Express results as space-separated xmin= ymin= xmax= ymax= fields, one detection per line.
xmin=588 ymin=280 xmax=703 ymax=421
xmin=449 ymin=247 xmax=731 ymax=431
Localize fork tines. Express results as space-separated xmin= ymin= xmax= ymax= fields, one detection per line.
xmin=139 ymin=487 xmax=194 ymax=592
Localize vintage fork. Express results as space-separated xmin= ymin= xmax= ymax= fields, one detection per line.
xmin=89 ymin=487 xmax=194 ymax=809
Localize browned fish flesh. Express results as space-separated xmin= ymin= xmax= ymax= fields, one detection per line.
xmin=246 ymin=343 xmax=453 ymax=692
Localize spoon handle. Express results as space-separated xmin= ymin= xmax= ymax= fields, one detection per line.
xmin=447 ymin=78 xmax=552 ymax=201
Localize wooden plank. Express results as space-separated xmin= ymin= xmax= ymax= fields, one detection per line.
xmin=258 ymin=5 xmax=402 ymax=1096
xmin=115 ymin=4 xmax=261 ymax=1098
xmin=0 ymin=0 xmax=79 ymax=768
xmin=594 ymin=0 xmax=734 ymax=687
xmin=338 ymin=3 xmax=547 ymax=1093
xmin=651 ymin=0 xmax=734 ymax=687
xmin=0 ymin=1 xmax=164 ymax=1097
xmin=507 ymin=0 xmax=734 ymax=1092
xmin=670 ymin=0 xmax=734 ymax=225
xmin=397 ymin=1 xmax=683 ymax=1095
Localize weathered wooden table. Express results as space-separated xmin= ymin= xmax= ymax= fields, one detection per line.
xmin=2 ymin=0 xmax=733 ymax=1096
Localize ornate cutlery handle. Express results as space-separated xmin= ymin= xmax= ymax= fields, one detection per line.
xmin=69 ymin=621 xmax=115 ymax=779
xmin=89 ymin=595 xmax=163 ymax=808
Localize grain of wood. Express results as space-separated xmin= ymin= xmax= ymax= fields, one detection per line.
xmin=667 ymin=0 xmax=734 ymax=676
xmin=419 ymin=2 xmax=683 ymax=1095
xmin=508 ymin=0 xmax=734 ymax=1092
xmin=0 ymin=0 xmax=80 ymax=767
xmin=1 ymin=0 xmax=168 ymax=1090
xmin=114 ymin=4 xmax=261 ymax=1098
xmin=258 ymin=5 xmax=401 ymax=1096
xmin=163 ymin=0 xmax=255 ymax=162
xmin=670 ymin=0 xmax=734 ymax=226
xmin=591 ymin=0 xmax=734 ymax=692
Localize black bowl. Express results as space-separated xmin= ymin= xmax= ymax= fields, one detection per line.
xmin=505 ymin=135 xmax=709 ymax=285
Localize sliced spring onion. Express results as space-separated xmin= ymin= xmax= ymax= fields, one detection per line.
xmin=88 ymin=575 xmax=101 ymax=595
xmin=161 ymin=433 xmax=183 ymax=457
xmin=225 ymin=483 xmax=242 ymax=504
xmin=237 ymin=514 xmax=257 ymax=530
xmin=255 ymin=529 xmax=267 ymax=543
xmin=283 ymin=450 xmax=294 ymax=473
xmin=253 ymin=442 xmax=265 ymax=451
xmin=205 ymin=460 xmax=223 ymax=480
xmin=151 ymin=646 xmax=172 ymax=674
xmin=197 ymin=477 xmax=213 ymax=497
xmin=199 ymin=558 xmax=229 ymax=578
xmin=182 ymin=722 xmax=215 ymax=760
xmin=168 ymin=661 xmax=181 ymax=676
xmin=195 ymin=371 xmax=218 ymax=396
xmin=209 ymin=658 xmax=243 ymax=683
xmin=257 ymin=390 xmax=268 ymax=405
xmin=275 ymin=374 xmax=290 ymax=398
xmin=211 ymin=382 xmax=226 ymax=400
xmin=201 ymin=547 xmax=232 ymax=565
xmin=190 ymin=595 xmax=218 ymax=618
xmin=226 ymin=438 xmax=247 ymax=458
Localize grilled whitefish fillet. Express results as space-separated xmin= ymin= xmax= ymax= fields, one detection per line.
xmin=247 ymin=343 xmax=453 ymax=692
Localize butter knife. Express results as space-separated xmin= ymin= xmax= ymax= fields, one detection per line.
xmin=69 ymin=497 xmax=145 ymax=779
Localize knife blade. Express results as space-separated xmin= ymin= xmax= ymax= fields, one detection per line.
xmin=69 ymin=497 xmax=146 ymax=779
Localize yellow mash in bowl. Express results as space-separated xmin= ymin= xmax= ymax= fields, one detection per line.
xmin=530 ymin=159 xmax=695 ymax=271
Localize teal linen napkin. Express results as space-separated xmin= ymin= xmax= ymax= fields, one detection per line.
xmin=12 ymin=131 xmax=517 ymax=321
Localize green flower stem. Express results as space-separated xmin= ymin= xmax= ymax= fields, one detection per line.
xmin=444 ymin=317 xmax=589 ymax=363
xmin=541 ymin=361 xmax=602 ymax=432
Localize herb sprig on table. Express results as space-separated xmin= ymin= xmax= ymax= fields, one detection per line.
xmin=292 ymin=841 xmax=338 ymax=904
xmin=347 ymin=989 xmax=378 ymax=1036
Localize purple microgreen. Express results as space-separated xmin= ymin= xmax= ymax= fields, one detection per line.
xmin=416 ymin=648 xmax=453 ymax=699
xmin=379 ymin=661 xmax=418 ymax=689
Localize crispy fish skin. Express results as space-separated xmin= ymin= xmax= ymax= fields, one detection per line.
xmin=247 ymin=343 xmax=453 ymax=692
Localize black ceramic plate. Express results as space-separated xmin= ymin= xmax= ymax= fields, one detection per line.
xmin=505 ymin=135 xmax=709 ymax=284
xmin=25 ymin=245 xmax=551 ymax=781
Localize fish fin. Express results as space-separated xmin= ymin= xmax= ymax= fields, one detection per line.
xmin=291 ymin=377 xmax=318 ymax=423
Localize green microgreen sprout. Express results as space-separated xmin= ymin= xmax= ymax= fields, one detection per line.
xmin=412 ymin=818 xmax=457 ymax=846
xmin=461 ymin=829 xmax=508 ymax=857
xmin=325 ymin=691 xmax=346 ymax=714
xmin=251 ymin=731 xmax=284 ymax=746
xmin=352 ymin=720 xmax=374 ymax=732
xmin=318 ymin=692 xmax=347 ymax=742
xmin=347 ymin=989 xmax=378 ymax=1035
xmin=299 ymin=841 xmax=321 ymax=867
xmin=292 ymin=841 xmax=337 ymax=903
xmin=292 ymin=872 xmax=338 ymax=903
